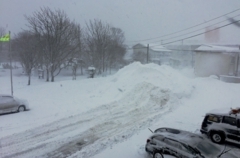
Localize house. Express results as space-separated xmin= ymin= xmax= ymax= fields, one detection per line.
xmin=194 ymin=45 xmax=240 ymax=77
xmin=165 ymin=45 xmax=200 ymax=68
xmin=132 ymin=43 xmax=171 ymax=65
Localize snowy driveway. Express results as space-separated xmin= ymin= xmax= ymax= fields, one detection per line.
xmin=0 ymin=81 xmax=179 ymax=158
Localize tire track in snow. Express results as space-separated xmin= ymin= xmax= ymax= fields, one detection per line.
xmin=0 ymin=82 xmax=188 ymax=158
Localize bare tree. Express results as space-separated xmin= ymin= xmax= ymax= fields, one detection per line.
xmin=85 ymin=19 xmax=111 ymax=74
xmin=107 ymin=27 xmax=126 ymax=72
xmin=12 ymin=31 xmax=39 ymax=85
xmin=25 ymin=7 xmax=79 ymax=82
xmin=0 ymin=27 xmax=6 ymax=36
xmin=74 ymin=24 xmax=85 ymax=75
xmin=84 ymin=20 xmax=126 ymax=74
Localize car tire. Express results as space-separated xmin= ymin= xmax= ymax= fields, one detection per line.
xmin=210 ymin=132 xmax=225 ymax=144
xmin=153 ymin=151 xmax=164 ymax=158
xmin=18 ymin=106 xmax=25 ymax=112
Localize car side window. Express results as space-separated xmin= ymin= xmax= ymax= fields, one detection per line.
xmin=222 ymin=116 xmax=237 ymax=126
xmin=2 ymin=96 xmax=13 ymax=103
xmin=164 ymin=138 xmax=195 ymax=155
xmin=0 ymin=97 xmax=4 ymax=104
xmin=163 ymin=138 xmax=177 ymax=147
xmin=152 ymin=135 xmax=164 ymax=144
xmin=237 ymin=119 xmax=240 ymax=128
xmin=178 ymin=143 xmax=196 ymax=155
xmin=207 ymin=115 xmax=220 ymax=123
xmin=0 ymin=97 xmax=8 ymax=103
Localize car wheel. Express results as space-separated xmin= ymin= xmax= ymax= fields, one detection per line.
xmin=210 ymin=132 xmax=225 ymax=144
xmin=18 ymin=106 xmax=25 ymax=112
xmin=153 ymin=151 xmax=164 ymax=158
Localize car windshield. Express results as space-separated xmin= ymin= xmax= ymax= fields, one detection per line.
xmin=195 ymin=140 xmax=221 ymax=156
xmin=154 ymin=128 xmax=181 ymax=134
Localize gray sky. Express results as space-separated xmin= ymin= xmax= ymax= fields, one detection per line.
xmin=1 ymin=0 xmax=240 ymax=46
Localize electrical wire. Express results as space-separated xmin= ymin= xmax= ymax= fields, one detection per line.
xmin=126 ymin=18 xmax=240 ymax=50
xmin=127 ymin=8 xmax=240 ymax=43
xmin=160 ymin=18 xmax=240 ymax=46
xmin=150 ymin=14 xmax=240 ymax=44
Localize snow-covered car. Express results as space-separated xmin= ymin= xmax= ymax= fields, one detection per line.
xmin=145 ymin=127 xmax=237 ymax=158
xmin=0 ymin=94 xmax=30 ymax=114
xmin=200 ymin=108 xmax=240 ymax=144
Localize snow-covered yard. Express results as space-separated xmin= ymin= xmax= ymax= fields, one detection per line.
xmin=0 ymin=62 xmax=240 ymax=158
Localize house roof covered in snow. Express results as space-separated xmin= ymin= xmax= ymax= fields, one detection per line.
xmin=133 ymin=43 xmax=171 ymax=52
xmin=150 ymin=45 xmax=172 ymax=52
xmin=195 ymin=45 xmax=240 ymax=53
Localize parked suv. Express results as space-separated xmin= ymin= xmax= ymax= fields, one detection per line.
xmin=200 ymin=108 xmax=240 ymax=144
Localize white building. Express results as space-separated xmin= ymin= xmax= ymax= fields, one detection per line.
xmin=194 ymin=45 xmax=240 ymax=77
xmin=132 ymin=43 xmax=171 ymax=64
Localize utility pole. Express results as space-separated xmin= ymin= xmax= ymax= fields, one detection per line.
xmin=147 ymin=44 xmax=149 ymax=64
xmin=181 ymin=40 xmax=183 ymax=51
xmin=191 ymin=45 xmax=194 ymax=68
xmin=9 ymin=31 xmax=13 ymax=96
xmin=236 ymin=48 xmax=240 ymax=76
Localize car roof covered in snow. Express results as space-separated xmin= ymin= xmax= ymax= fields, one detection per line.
xmin=154 ymin=127 xmax=205 ymax=143
xmin=206 ymin=108 xmax=240 ymax=119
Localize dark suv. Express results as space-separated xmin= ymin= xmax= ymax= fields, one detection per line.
xmin=200 ymin=109 xmax=240 ymax=144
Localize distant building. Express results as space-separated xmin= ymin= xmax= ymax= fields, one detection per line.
xmin=165 ymin=45 xmax=200 ymax=68
xmin=132 ymin=43 xmax=171 ymax=65
xmin=194 ymin=45 xmax=240 ymax=77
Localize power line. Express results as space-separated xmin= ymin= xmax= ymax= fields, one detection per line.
xmin=127 ymin=18 xmax=240 ymax=50
xmin=160 ymin=19 xmax=240 ymax=46
xmin=150 ymin=14 xmax=240 ymax=44
xmin=127 ymin=8 xmax=240 ymax=43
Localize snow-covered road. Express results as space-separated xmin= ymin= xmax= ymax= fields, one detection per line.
xmin=1 ymin=80 xmax=188 ymax=158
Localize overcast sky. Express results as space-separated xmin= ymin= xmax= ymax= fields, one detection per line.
xmin=1 ymin=0 xmax=240 ymax=46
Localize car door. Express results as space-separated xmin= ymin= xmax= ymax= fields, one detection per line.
xmin=162 ymin=138 xmax=179 ymax=157
xmin=237 ymin=119 xmax=240 ymax=141
xmin=0 ymin=96 xmax=5 ymax=113
xmin=222 ymin=116 xmax=239 ymax=141
xmin=163 ymin=138 xmax=199 ymax=158
xmin=163 ymin=138 xmax=194 ymax=158
xmin=1 ymin=96 xmax=18 ymax=113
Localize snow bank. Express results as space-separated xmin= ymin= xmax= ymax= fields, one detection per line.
xmin=0 ymin=62 xmax=193 ymax=139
